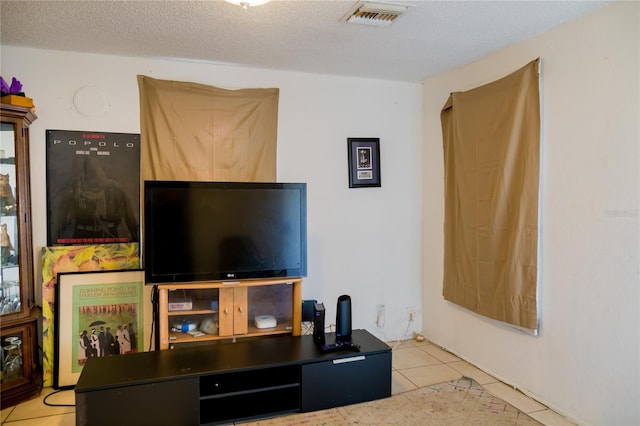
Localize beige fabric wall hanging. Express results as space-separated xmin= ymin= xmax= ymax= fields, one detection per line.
xmin=137 ymin=75 xmax=278 ymax=182
xmin=440 ymin=59 xmax=540 ymax=330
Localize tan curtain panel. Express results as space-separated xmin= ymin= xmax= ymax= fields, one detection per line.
xmin=440 ymin=59 xmax=540 ymax=330
xmin=137 ymin=75 xmax=278 ymax=182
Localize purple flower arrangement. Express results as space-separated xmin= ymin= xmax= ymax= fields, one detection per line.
xmin=0 ymin=76 xmax=25 ymax=97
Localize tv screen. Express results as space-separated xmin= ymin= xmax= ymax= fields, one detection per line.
xmin=144 ymin=181 xmax=307 ymax=284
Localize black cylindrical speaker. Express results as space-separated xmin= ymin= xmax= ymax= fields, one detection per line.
xmin=335 ymin=295 xmax=352 ymax=344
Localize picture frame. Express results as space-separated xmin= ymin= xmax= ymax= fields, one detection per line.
xmin=41 ymin=243 xmax=141 ymax=387
xmin=347 ymin=138 xmax=381 ymax=188
xmin=53 ymin=269 xmax=146 ymax=389
xmin=45 ymin=129 xmax=141 ymax=246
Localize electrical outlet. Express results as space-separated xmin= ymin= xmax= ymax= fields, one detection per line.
xmin=376 ymin=304 xmax=385 ymax=327
xmin=407 ymin=306 xmax=415 ymax=322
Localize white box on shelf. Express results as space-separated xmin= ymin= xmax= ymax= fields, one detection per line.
xmin=168 ymin=300 xmax=193 ymax=311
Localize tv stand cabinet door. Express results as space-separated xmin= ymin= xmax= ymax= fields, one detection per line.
xmin=219 ymin=287 xmax=234 ymax=336
xmin=219 ymin=286 xmax=248 ymax=336
xmin=301 ymin=352 xmax=392 ymax=412
xmin=233 ymin=286 xmax=248 ymax=335
xmin=76 ymin=377 xmax=199 ymax=426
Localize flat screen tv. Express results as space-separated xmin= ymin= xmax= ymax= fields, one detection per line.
xmin=144 ymin=181 xmax=307 ymax=284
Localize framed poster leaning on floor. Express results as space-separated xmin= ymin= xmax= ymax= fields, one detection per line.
xmin=53 ymin=269 xmax=146 ymax=389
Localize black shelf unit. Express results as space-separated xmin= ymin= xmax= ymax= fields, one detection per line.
xmin=199 ymin=364 xmax=301 ymax=423
xmin=75 ymin=329 xmax=391 ymax=425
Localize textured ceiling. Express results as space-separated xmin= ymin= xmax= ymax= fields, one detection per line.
xmin=0 ymin=0 xmax=607 ymax=82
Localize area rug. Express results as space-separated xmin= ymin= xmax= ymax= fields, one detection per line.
xmin=242 ymin=377 xmax=542 ymax=425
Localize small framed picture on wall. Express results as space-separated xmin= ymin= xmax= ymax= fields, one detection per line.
xmin=348 ymin=138 xmax=381 ymax=188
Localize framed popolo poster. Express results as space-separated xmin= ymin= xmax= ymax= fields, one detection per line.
xmin=46 ymin=130 xmax=140 ymax=246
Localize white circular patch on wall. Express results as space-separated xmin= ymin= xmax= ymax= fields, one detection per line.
xmin=73 ymin=86 xmax=108 ymax=117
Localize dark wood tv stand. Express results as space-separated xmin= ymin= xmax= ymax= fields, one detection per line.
xmin=75 ymin=329 xmax=391 ymax=425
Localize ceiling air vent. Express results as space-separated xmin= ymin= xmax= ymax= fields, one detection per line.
xmin=342 ymin=1 xmax=409 ymax=27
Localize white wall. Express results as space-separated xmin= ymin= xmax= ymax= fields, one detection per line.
xmin=421 ymin=3 xmax=639 ymax=425
xmin=0 ymin=46 xmax=424 ymax=342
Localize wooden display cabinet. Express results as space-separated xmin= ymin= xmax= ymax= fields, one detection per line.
xmin=0 ymin=103 xmax=42 ymax=407
xmin=157 ymin=277 xmax=302 ymax=349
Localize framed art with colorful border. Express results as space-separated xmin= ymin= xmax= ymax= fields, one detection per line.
xmin=348 ymin=137 xmax=381 ymax=188
xmin=53 ymin=269 xmax=145 ymax=389
xmin=41 ymin=243 xmax=141 ymax=387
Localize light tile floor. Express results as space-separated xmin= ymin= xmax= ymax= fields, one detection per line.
xmin=1 ymin=338 xmax=576 ymax=425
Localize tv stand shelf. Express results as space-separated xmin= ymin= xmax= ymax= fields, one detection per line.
xmin=75 ymin=330 xmax=391 ymax=425
xmin=157 ymin=277 xmax=302 ymax=349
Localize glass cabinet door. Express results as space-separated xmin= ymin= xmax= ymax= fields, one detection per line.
xmin=0 ymin=122 xmax=22 ymax=317
xmin=2 ymin=329 xmax=26 ymax=385
xmin=0 ymin=103 xmax=40 ymax=407
xmin=1 ymin=319 xmax=38 ymax=390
